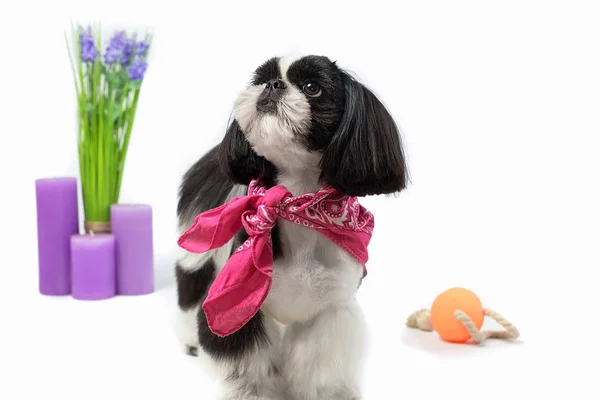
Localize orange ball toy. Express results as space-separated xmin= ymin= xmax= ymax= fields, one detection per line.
xmin=430 ymin=287 xmax=484 ymax=343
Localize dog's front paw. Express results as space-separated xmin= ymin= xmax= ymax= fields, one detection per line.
xmin=224 ymin=397 xmax=277 ymax=400
xmin=221 ymin=394 xmax=280 ymax=400
xmin=221 ymin=382 xmax=286 ymax=400
xmin=288 ymin=387 xmax=360 ymax=400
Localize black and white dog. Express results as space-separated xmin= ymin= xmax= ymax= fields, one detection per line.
xmin=174 ymin=55 xmax=408 ymax=399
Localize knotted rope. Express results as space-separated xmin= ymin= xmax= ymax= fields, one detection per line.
xmin=406 ymin=308 xmax=520 ymax=344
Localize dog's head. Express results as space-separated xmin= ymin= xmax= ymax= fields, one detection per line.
xmin=218 ymin=55 xmax=408 ymax=197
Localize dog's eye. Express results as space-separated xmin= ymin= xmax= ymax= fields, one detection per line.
xmin=302 ymin=81 xmax=322 ymax=97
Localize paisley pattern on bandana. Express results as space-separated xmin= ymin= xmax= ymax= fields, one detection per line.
xmin=248 ymin=179 xmax=374 ymax=236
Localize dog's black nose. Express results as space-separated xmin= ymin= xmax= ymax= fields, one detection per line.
xmin=265 ymin=79 xmax=286 ymax=90
xmin=257 ymin=79 xmax=287 ymax=113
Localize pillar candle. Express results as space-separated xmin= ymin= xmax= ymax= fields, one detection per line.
xmin=70 ymin=234 xmax=116 ymax=300
xmin=35 ymin=177 xmax=79 ymax=295
xmin=111 ymin=204 xmax=154 ymax=295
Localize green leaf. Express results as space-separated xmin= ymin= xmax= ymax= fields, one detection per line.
xmin=127 ymin=80 xmax=143 ymax=89
xmin=112 ymin=107 xmax=122 ymax=122
xmin=119 ymin=68 xmax=129 ymax=83
xmin=105 ymin=70 xmax=121 ymax=87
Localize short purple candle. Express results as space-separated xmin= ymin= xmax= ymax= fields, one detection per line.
xmin=71 ymin=233 xmax=116 ymax=300
xmin=35 ymin=177 xmax=80 ymax=295
xmin=111 ymin=204 xmax=154 ymax=295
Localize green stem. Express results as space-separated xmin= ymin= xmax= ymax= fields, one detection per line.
xmin=105 ymin=89 xmax=117 ymax=216
xmin=113 ymin=90 xmax=126 ymax=202
xmin=115 ymin=88 xmax=140 ymax=201
xmin=73 ymin=25 xmax=94 ymax=220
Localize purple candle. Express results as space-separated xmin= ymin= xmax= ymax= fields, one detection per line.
xmin=111 ymin=204 xmax=154 ymax=295
xmin=35 ymin=177 xmax=80 ymax=295
xmin=71 ymin=233 xmax=116 ymax=300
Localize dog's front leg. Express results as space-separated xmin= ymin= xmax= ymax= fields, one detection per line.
xmin=199 ymin=310 xmax=285 ymax=400
xmin=283 ymin=299 xmax=366 ymax=400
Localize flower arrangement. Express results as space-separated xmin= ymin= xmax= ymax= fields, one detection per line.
xmin=65 ymin=23 xmax=152 ymax=232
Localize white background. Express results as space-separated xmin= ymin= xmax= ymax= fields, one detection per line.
xmin=1 ymin=0 xmax=599 ymax=399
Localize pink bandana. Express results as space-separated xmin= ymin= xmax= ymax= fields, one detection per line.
xmin=177 ymin=179 xmax=374 ymax=337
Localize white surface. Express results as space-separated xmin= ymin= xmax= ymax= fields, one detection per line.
xmin=1 ymin=1 xmax=599 ymax=399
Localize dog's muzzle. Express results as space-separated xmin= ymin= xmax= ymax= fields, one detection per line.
xmin=256 ymin=79 xmax=286 ymax=113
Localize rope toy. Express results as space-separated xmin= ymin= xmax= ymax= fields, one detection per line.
xmin=406 ymin=287 xmax=520 ymax=344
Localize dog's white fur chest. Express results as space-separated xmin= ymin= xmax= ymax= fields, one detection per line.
xmin=262 ymin=175 xmax=364 ymax=326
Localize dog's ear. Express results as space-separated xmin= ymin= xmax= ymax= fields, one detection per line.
xmin=217 ymin=118 xmax=264 ymax=185
xmin=320 ymin=72 xmax=408 ymax=197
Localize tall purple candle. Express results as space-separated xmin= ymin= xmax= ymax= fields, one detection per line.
xmin=111 ymin=204 xmax=154 ymax=295
xmin=71 ymin=233 xmax=116 ymax=300
xmin=35 ymin=177 xmax=80 ymax=295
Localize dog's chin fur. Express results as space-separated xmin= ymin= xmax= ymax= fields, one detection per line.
xmin=174 ymin=55 xmax=408 ymax=399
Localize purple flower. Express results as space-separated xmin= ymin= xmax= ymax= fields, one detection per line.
xmin=120 ymin=38 xmax=135 ymax=64
xmin=103 ymin=31 xmax=125 ymax=64
xmin=79 ymin=27 xmax=96 ymax=62
xmin=135 ymin=40 xmax=149 ymax=57
xmin=127 ymin=57 xmax=148 ymax=80
xmin=103 ymin=31 xmax=134 ymax=65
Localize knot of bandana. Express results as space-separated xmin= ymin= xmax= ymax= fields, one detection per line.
xmin=177 ymin=179 xmax=374 ymax=337
xmin=243 ymin=203 xmax=279 ymax=234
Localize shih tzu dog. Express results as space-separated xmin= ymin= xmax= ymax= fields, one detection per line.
xmin=174 ymin=55 xmax=408 ymax=399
